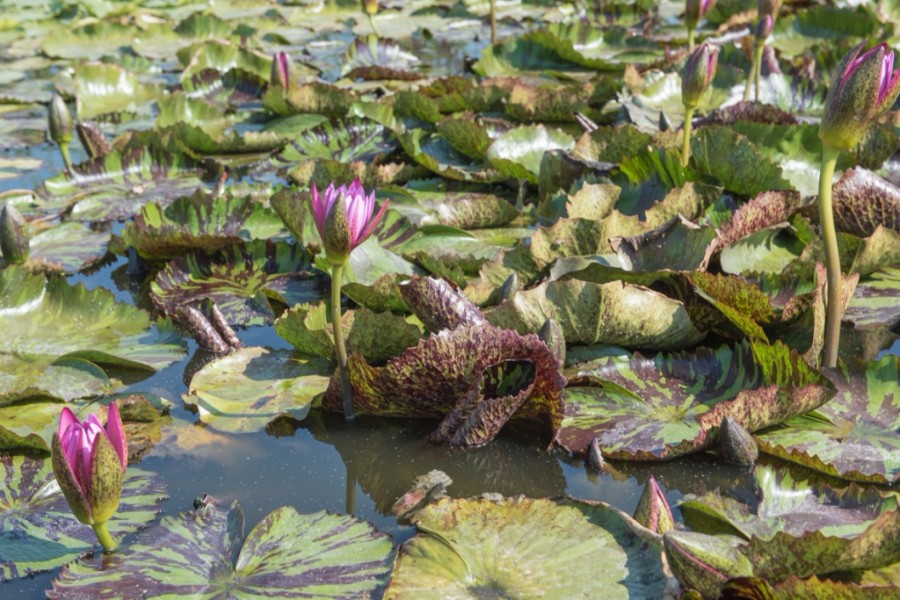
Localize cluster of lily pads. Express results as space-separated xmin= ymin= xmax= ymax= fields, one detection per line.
xmin=0 ymin=0 xmax=898 ymax=598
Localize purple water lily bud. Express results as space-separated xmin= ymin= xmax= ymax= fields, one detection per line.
xmin=633 ymin=475 xmax=675 ymax=534
xmin=270 ymin=52 xmax=292 ymax=89
xmin=311 ymin=178 xmax=388 ymax=266
xmin=758 ymin=0 xmax=782 ymax=20
xmin=682 ymin=43 xmax=719 ymax=109
xmin=755 ymin=14 xmax=774 ymax=42
xmin=685 ymin=0 xmax=716 ymax=30
xmin=51 ymin=403 xmax=127 ymax=526
xmin=820 ymin=41 xmax=900 ymax=151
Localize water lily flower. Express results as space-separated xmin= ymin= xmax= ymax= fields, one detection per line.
xmin=311 ymin=178 xmax=387 ymax=267
xmin=685 ymin=0 xmax=716 ymax=48
xmin=817 ymin=41 xmax=900 ymax=369
xmin=311 ymin=179 xmax=387 ymax=420
xmin=681 ymin=43 xmax=719 ymax=165
xmin=270 ymin=52 xmax=292 ymax=90
xmin=51 ymin=403 xmax=127 ymax=551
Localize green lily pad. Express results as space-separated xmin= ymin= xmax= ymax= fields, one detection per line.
xmin=557 ymin=341 xmax=833 ymax=458
xmin=179 ymin=40 xmax=271 ymax=83
xmin=173 ymin=124 xmax=287 ymax=157
xmin=486 ymin=279 xmax=705 ymax=350
xmin=0 ymin=455 xmax=166 ymax=580
xmin=386 ymin=496 xmax=666 ymax=599
xmin=180 ymin=68 xmax=268 ymax=109
xmin=157 ymin=94 xmax=232 ymax=135
xmin=690 ymin=126 xmax=793 ymax=197
xmin=49 ymin=500 xmax=393 ymax=598
xmin=0 ymin=221 xmax=111 ymax=274
xmin=485 ymin=125 xmax=574 ymax=183
xmin=183 ymin=346 xmax=331 ymax=434
xmin=74 ymin=62 xmax=162 ymax=121
xmin=756 ymin=355 xmax=900 ymax=483
xmin=151 ymin=240 xmax=323 ymax=328
xmin=844 ymin=267 xmax=900 ymax=331
xmin=341 ymin=35 xmax=420 ymax=80
xmin=399 ymin=129 xmax=503 ymax=183
xmin=272 ymin=118 xmax=396 ymax=167
xmin=0 ymin=267 xmax=185 ymax=406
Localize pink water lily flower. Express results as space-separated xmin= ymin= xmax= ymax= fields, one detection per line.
xmin=311 ymin=178 xmax=388 ymax=265
xmin=52 ymin=404 xmax=127 ymax=527
xmin=820 ymin=41 xmax=900 ymax=151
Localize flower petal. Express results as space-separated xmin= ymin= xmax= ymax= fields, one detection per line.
xmin=356 ymin=199 xmax=388 ymax=247
xmin=105 ymin=402 xmax=128 ymax=473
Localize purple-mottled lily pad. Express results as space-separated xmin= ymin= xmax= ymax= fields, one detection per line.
xmin=485 ymin=279 xmax=705 ymax=350
xmin=0 ymin=266 xmax=185 ymax=406
xmin=680 ymin=465 xmax=899 ymax=540
xmin=123 ymin=191 xmax=277 ymax=261
xmin=690 ymin=127 xmax=793 ymax=197
xmin=178 ymin=40 xmax=272 ymax=83
xmin=173 ymin=124 xmax=287 ymax=158
xmin=557 ymin=341 xmax=833 ymax=458
xmin=40 ymin=146 xmax=207 ymax=222
xmin=183 ymin=347 xmax=332 ymax=433
xmin=0 ymin=455 xmax=166 ymax=581
xmin=386 ymin=496 xmax=666 ymax=598
xmin=263 ymin=82 xmax=357 ymax=118
xmin=48 ymin=500 xmax=393 ymax=598
xmin=830 ymin=168 xmax=900 ymax=237
xmin=341 ymin=35 xmax=420 ymax=80
xmin=398 ymin=129 xmax=504 ymax=183
xmin=844 ymin=267 xmax=900 ymax=332
xmin=0 ymin=221 xmax=111 ymax=274
xmin=756 ymin=355 xmax=900 ymax=483
xmin=151 ymin=240 xmax=324 ymax=328
xmin=321 ymin=324 xmax=565 ymax=448
xmin=179 ymin=68 xmax=268 ymax=108
xmin=271 ymin=118 xmax=397 ymax=168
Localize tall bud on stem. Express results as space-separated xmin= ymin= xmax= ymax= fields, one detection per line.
xmin=49 ymin=93 xmax=73 ymax=171
xmin=684 ymin=0 xmax=715 ymax=49
xmin=681 ymin=43 xmax=719 ymax=166
xmin=817 ymin=41 xmax=900 ymax=367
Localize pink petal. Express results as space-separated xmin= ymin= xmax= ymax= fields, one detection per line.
xmin=311 ymin=183 xmax=327 ymax=238
xmin=356 ymin=199 xmax=388 ymax=246
xmin=106 ymin=402 xmax=128 ymax=473
xmin=58 ymin=407 xmax=78 ymax=442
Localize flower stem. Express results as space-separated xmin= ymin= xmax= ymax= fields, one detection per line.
xmin=687 ymin=27 xmax=695 ymax=50
xmin=753 ymin=44 xmax=764 ymax=102
xmin=330 ymin=264 xmax=355 ymax=420
xmin=818 ymin=144 xmax=843 ymax=368
xmin=490 ymin=0 xmax=497 ymax=45
xmin=681 ymin=106 xmax=695 ymax=167
xmin=91 ymin=521 xmax=117 ymax=553
xmin=368 ymin=13 xmax=380 ymax=37
xmin=59 ymin=143 xmax=73 ymax=172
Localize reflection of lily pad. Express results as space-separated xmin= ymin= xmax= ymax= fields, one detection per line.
xmin=386 ymin=496 xmax=665 ymax=598
xmin=756 ymin=356 xmax=900 ymax=483
xmin=0 ymin=456 xmax=166 ymax=581
xmin=151 ymin=240 xmax=323 ymax=327
xmin=183 ymin=347 xmax=332 ymax=434
xmin=49 ymin=500 xmax=393 ymax=598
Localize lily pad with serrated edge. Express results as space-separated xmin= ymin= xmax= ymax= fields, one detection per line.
xmin=0 ymin=455 xmax=166 ymax=581
xmin=690 ymin=127 xmax=793 ymax=197
xmin=48 ymin=500 xmax=393 ymax=598
xmin=183 ymin=346 xmax=332 ymax=434
xmin=385 ymin=495 xmax=666 ymax=599
xmin=557 ymin=340 xmax=833 ymax=458
xmin=755 ymin=355 xmax=900 ymax=483
xmin=844 ymin=267 xmax=900 ymax=331
xmin=0 ymin=267 xmax=185 ymax=406
xmin=680 ymin=465 xmax=899 ymax=541
xmin=151 ymin=240 xmax=324 ymax=328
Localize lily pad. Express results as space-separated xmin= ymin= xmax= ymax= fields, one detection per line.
xmin=272 ymin=118 xmax=396 ymax=167
xmin=49 ymin=500 xmax=393 ymax=598
xmin=0 ymin=267 xmax=185 ymax=406
xmin=183 ymin=347 xmax=331 ymax=434
xmin=557 ymin=341 xmax=833 ymax=458
xmin=386 ymin=495 xmax=666 ymax=599
xmin=485 ymin=125 xmax=574 ymax=183
xmin=0 ymin=221 xmax=111 ymax=274
xmin=844 ymin=267 xmax=900 ymax=331
xmin=755 ymin=355 xmax=900 ymax=483
xmin=0 ymin=455 xmax=166 ymax=580
xmin=74 ymin=62 xmax=162 ymax=121
xmin=151 ymin=240 xmax=324 ymax=328
xmin=691 ymin=127 xmax=793 ymax=197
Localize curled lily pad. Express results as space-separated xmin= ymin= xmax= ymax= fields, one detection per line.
xmin=272 ymin=118 xmax=396 ymax=167
xmin=321 ymin=324 xmax=565 ymax=448
xmin=49 ymin=500 xmax=393 ymax=598
xmin=830 ymin=168 xmax=900 ymax=237
xmin=0 ymin=267 xmax=185 ymax=406
xmin=755 ymin=356 xmax=900 ymax=483
xmin=74 ymin=63 xmax=162 ymax=121
xmin=485 ymin=125 xmax=574 ymax=183
xmin=386 ymin=496 xmax=666 ymax=599
xmin=0 ymin=221 xmax=111 ymax=274
xmin=342 ymin=35 xmax=420 ymax=80
xmin=558 ymin=341 xmax=833 ymax=458
xmin=151 ymin=240 xmax=324 ymax=328
xmin=183 ymin=347 xmax=331 ymax=433
xmin=399 ymin=129 xmax=503 ymax=183
xmin=0 ymin=455 xmax=166 ymax=581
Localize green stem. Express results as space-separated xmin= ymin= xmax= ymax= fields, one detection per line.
xmin=367 ymin=12 xmax=380 ymax=37
xmin=818 ymin=144 xmax=842 ymax=368
xmin=490 ymin=0 xmax=497 ymax=45
xmin=687 ymin=27 xmax=695 ymax=50
xmin=331 ymin=264 xmax=355 ymax=419
xmin=91 ymin=521 xmax=116 ymax=553
xmin=681 ymin=106 xmax=695 ymax=167
xmin=60 ymin=143 xmax=73 ymax=172
xmin=753 ymin=44 xmax=764 ymax=103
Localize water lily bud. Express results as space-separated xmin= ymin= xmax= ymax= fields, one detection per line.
xmin=538 ymin=318 xmax=566 ymax=368
xmin=755 ymin=14 xmax=774 ymax=42
xmin=819 ymin=41 xmax=900 ymax=151
xmin=685 ymin=0 xmax=715 ymax=30
xmin=682 ymin=43 xmax=719 ymax=109
xmin=719 ymin=416 xmax=758 ymax=465
xmin=633 ymin=475 xmax=675 ymax=534
xmin=0 ymin=204 xmax=29 ymax=264
xmin=49 ymin=93 xmax=73 ymax=146
xmin=270 ymin=52 xmax=292 ymax=89
xmin=499 ymin=272 xmax=519 ymax=301
xmin=664 ymin=531 xmax=754 ymax=598
xmin=363 ymin=0 xmax=378 ymax=16
xmin=51 ymin=404 xmax=127 ymax=527
xmin=312 ymin=178 xmax=387 ymax=267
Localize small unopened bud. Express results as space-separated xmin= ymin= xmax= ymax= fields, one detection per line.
xmin=684 ymin=0 xmax=715 ymax=30
xmin=49 ymin=93 xmax=73 ymax=146
xmin=363 ymin=0 xmax=378 ymax=16
xmin=498 ymin=273 xmax=519 ymax=301
xmin=269 ymin=52 xmax=292 ymax=89
xmin=757 ymin=0 xmax=782 ymax=20
xmin=633 ymin=475 xmax=675 ymax=534
xmin=682 ymin=43 xmax=719 ymax=109
xmin=719 ymin=416 xmax=758 ymax=465
xmin=755 ymin=14 xmax=774 ymax=42
xmin=0 ymin=204 xmax=29 ymax=264
xmin=538 ymin=318 xmax=566 ymax=367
